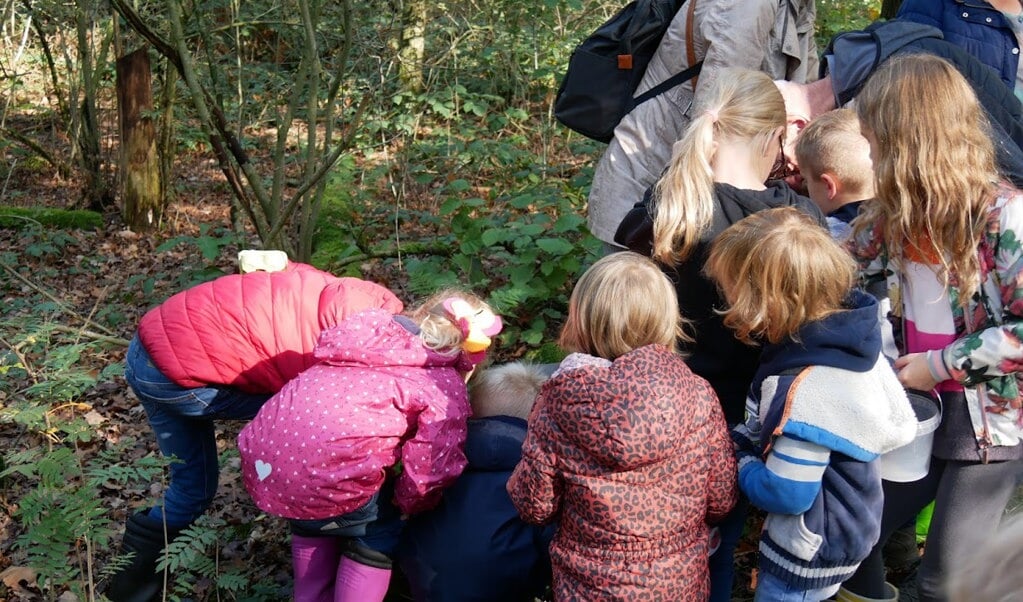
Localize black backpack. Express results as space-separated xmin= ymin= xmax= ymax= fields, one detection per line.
xmin=553 ymin=0 xmax=702 ymax=143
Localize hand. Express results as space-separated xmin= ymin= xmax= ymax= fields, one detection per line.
xmin=894 ymin=352 xmax=939 ymax=391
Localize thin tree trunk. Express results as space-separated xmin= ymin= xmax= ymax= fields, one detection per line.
xmin=117 ymin=48 xmax=162 ymax=230
xmin=398 ymin=0 xmax=427 ymax=92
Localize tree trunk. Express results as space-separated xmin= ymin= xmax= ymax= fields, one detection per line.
xmin=398 ymin=0 xmax=427 ymax=92
xmin=881 ymin=0 xmax=903 ymax=20
xmin=117 ymin=48 xmax=162 ymax=231
xmin=75 ymin=0 xmax=111 ymax=210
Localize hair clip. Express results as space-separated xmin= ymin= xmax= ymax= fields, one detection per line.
xmin=442 ymin=297 xmax=502 ymax=356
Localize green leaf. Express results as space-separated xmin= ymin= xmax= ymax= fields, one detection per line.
xmin=536 ymin=238 xmax=574 ymax=255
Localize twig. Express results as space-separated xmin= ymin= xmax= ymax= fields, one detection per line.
xmin=0 ymin=333 xmax=36 ymax=381
xmin=0 ymin=261 xmax=117 ymax=337
xmin=49 ymin=324 xmax=129 ymax=347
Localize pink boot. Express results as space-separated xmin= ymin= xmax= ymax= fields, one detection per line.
xmin=334 ymin=556 xmax=391 ymax=602
xmin=291 ymin=535 xmax=342 ymax=602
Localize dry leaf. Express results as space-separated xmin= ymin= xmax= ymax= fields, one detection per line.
xmin=84 ymin=410 xmax=107 ymax=426
xmin=0 ymin=566 xmax=37 ymax=592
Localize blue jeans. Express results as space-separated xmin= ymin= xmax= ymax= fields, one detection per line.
xmin=755 ymin=571 xmax=840 ymax=602
xmin=124 ymin=334 xmax=271 ymax=527
xmin=708 ymin=495 xmax=749 ymax=602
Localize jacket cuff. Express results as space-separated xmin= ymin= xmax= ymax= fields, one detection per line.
xmin=926 ymin=348 xmax=953 ymax=383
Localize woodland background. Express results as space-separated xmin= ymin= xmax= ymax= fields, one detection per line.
xmin=0 ymin=1 xmax=918 ymax=600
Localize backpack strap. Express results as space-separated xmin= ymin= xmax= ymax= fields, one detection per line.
xmin=685 ymin=0 xmax=699 ymax=90
xmin=633 ymin=0 xmax=703 ymax=107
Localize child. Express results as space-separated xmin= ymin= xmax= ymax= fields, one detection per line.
xmin=704 ymin=207 xmax=916 ymax=602
xmin=793 ymin=108 xmax=874 ymax=241
xmin=109 ymin=263 xmax=402 ymax=601
xmin=614 ymin=68 xmax=825 ymax=597
xmin=508 ymin=252 xmax=738 ymax=601
xmin=840 ymin=54 xmax=1023 ymax=602
xmin=397 ymin=361 xmax=556 ymax=602
xmin=237 ymin=291 xmax=502 ymax=602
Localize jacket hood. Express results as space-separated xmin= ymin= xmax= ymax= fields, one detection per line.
xmin=547 ymin=345 xmax=688 ymax=470
xmin=712 ymin=181 xmax=824 ymax=231
xmin=313 ymin=309 xmax=460 ymax=370
xmin=759 ymin=289 xmax=881 ymax=376
xmin=463 ymin=416 xmax=526 ymax=472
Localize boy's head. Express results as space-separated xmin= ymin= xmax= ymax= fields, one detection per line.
xmin=468 ymin=361 xmax=550 ymax=420
xmin=705 ymin=207 xmax=856 ymax=345
xmin=794 ymin=108 xmax=874 ymax=215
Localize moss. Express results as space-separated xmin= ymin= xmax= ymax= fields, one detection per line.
xmin=0 ymin=206 xmax=103 ymax=230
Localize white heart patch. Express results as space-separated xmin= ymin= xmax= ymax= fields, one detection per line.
xmin=255 ymin=460 xmax=272 ymax=481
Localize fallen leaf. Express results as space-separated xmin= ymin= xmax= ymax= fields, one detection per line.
xmin=0 ymin=565 xmax=37 ymax=592
xmin=83 ymin=410 xmax=107 ymax=426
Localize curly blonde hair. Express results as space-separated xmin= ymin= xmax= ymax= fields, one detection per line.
xmin=853 ymin=54 xmax=999 ymax=304
xmin=559 ymin=252 xmax=689 ymax=360
xmin=652 ymin=68 xmax=787 ymax=265
xmin=405 ymin=289 xmax=495 ymax=357
xmin=705 ymin=208 xmax=855 ymax=345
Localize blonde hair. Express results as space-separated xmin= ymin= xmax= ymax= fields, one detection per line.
xmin=559 ymin=252 xmax=688 ymax=360
xmin=468 ymin=362 xmax=549 ymax=420
xmin=794 ymin=108 xmax=873 ymax=198
xmin=652 ymin=68 xmax=787 ymax=265
xmin=705 ymin=207 xmax=856 ymax=344
xmin=405 ymin=289 xmax=495 ymax=357
xmin=854 ymin=54 xmax=998 ymax=305
xmin=947 ymin=514 xmax=1023 ymax=602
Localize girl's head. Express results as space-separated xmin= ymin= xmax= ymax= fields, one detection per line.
xmin=854 ymin=53 xmax=998 ymax=302
xmin=406 ymin=290 xmax=502 ymax=368
xmin=653 ymin=68 xmax=787 ymax=264
xmin=705 ymin=207 xmax=856 ymax=345
xmin=559 ymin=252 xmax=688 ymax=360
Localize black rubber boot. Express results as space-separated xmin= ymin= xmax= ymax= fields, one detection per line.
xmin=105 ymin=511 xmax=184 ymax=602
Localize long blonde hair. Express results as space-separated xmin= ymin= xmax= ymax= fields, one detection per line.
xmin=559 ymin=252 xmax=689 ymax=360
xmin=853 ymin=54 xmax=999 ymax=304
xmin=705 ymin=207 xmax=855 ymax=345
xmin=652 ymin=69 xmax=787 ymax=265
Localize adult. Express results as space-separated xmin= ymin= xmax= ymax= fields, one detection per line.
xmin=778 ymin=19 xmax=1023 ymax=187
xmin=106 ymin=261 xmax=403 ymax=602
xmin=587 ymin=0 xmax=817 ymax=250
xmin=898 ymin=0 xmax=1023 ymax=101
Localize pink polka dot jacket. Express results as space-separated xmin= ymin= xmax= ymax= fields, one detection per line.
xmin=238 ymin=308 xmax=471 ymax=519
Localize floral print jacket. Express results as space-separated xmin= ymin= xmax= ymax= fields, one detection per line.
xmin=850 ymin=185 xmax=1023 ymax=451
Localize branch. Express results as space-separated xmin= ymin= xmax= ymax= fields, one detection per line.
xmin=0 ymin=127 xmax=71 ymax=177
xmin=332 ymin=240 xmax=452 ymax=268
xmin=0 ymin=262 xmax=117 ymax=337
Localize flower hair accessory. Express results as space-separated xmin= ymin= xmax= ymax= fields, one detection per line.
xmin=442 ymin=297 xmax=503 ymax=360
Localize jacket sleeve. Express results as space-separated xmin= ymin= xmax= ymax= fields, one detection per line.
xmin=895 ymin=0 xmax=943 ymax=28
xmin=507 ymin=403 xmax=563 ymax=525
xmin=942 ymin=195 xmax=1023 ymax=385
xmin=701 ymin=392 xmax=739 ymax=524
xmin=737 ymin=434 xmax=829 ymax=515
xmin=394 ymin=389 xmax=469 ymax=516
xmin=318 ymin=278 xmax=404 ymax=331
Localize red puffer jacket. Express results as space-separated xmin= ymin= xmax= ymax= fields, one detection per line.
xmin=136 ymin=262 xmax=403 ymax=393
xmin=508 ymin=345 xmax=738 ymax=602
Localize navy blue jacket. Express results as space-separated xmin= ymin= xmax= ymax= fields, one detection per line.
xmin=397 ymin=416 xmax=555 ymax=602
xmin=899 ymin=0 xmax=1020 ymax=91
xmin=734 ymin=290 xmax=915 ymax=589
